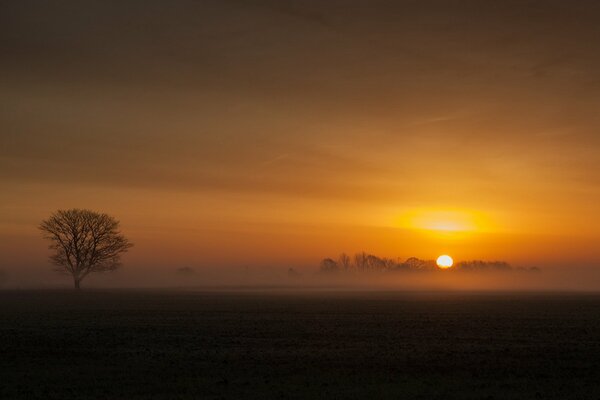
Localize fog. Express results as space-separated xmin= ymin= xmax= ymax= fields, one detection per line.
xmin=2 ymin=264 xmax=600 ymax=292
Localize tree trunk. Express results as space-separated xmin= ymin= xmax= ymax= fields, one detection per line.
xmin=74 ymin=277 xmax=81 ymax=290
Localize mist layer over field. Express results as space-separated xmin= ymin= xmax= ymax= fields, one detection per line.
xmin=2 ymin=264 xmax=600 ymax=291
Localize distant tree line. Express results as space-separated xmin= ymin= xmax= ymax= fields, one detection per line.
xmin=318 ymin=253 xmax=533 ymax=273
xmin=454 ymin=260 xmax=511 ymax=271
xmin=319 ymin=252 xmax=437 ymax=273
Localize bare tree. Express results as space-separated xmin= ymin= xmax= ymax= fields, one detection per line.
xmin=365 ymin=254 xmax=387 ymax=272
xmin=39 ymin=209 xmax=133 ymax=289
xmin=403 ymin=257 xmax=425 ymax=270
xmin=319 ymin=258 xmax=339 ymax=273
xmin=354 ymin=252 xmax=369 ymax=272
xmin=338 ymin=253 xmax=352 ymax=272
xmin=455 ymin=260 xmax=512 ymax=271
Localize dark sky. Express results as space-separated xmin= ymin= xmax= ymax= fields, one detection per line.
xmin=3 ymin=1 xmax=600 ymax=272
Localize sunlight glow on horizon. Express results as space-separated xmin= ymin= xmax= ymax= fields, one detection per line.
xmin=396 ymin=208 xmax=494 ymax=234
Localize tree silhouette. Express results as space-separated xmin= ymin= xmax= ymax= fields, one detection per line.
xmin=318 ymin=252 xmax=518 ymax=275
xmin=319 ymin=258 xmax=339 ymax=273
xmin=39 ymin=209 xmax=133 ymax=289
xmin=403 ymin=257 xmax=426 ymax=270
xmin=455 ymin=260 xmax=512 ymax=271
xmin=338 ymin=253 xmax=351 ymax=272
xmin=354 ymin=252 xmax=369 ymax=272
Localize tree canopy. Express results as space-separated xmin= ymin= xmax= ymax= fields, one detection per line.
xmin=39 ymin=209 xmax=133 ymax=289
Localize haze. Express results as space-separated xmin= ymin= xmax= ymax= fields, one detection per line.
xmin=2 ymin=1 xmax=600 ymax=288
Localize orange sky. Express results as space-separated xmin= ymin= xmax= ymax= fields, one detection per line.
xmin=2 ymin=1 xmax=600 ymax=277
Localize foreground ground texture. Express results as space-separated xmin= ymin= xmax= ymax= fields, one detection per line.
xmin=1 ymin=290 xmax=599 ymax=399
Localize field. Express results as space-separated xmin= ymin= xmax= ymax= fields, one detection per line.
xmin=1 ymin=290 xmax=599 ymax=399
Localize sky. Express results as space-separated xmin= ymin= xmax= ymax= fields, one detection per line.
xmin=3 ymin=1 xmax=600 ymax=283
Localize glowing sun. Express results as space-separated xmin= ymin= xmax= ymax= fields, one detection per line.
xmin=436 ymin=255 xmax=454 ymax=269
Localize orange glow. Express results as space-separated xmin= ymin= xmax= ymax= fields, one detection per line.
xmin=4 ymin=2 xmax=600 ymax=285
xmin=395 ymin=208 xmax=495 ymax=233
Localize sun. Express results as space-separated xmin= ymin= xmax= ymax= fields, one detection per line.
xmin=436 ymin=255 xmax=454 ymax=269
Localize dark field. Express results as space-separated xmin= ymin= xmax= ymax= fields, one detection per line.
xmin=1 ymin=291 xmax=600 ymax=399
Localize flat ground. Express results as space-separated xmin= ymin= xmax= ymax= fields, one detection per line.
xmin=1 ymin=290 xmax=599 ymax=399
